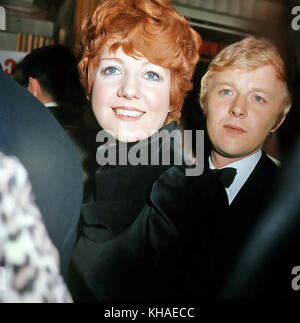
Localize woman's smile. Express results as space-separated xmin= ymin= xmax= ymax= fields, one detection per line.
xmin=112 ymin=106 xmax=145 ymax=120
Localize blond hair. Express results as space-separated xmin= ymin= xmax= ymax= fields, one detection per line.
xmin=200 ymin=36 xmax=291 ymax=117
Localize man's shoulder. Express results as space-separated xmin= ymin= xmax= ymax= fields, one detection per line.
xmin=231 ymin=152 xmax=280 ymax=210
xmin=255 ymin=152 xmax=280 ymax=177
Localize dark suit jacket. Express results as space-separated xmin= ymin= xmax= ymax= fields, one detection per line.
xmin=0 ymin=66 xmax=83 ymax=281
xmin=208 ymin=152 xmax=281 ymax=298
xmin=221 ymin=139 xmax=300 ymax=301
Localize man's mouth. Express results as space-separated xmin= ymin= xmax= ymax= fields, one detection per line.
xmin=223 ymin=124 xmax=246 ymax=134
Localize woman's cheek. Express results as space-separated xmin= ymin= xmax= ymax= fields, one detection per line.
xmin=143 ymin=86 xmax=170 ymax=113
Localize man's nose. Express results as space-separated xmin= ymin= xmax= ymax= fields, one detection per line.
xmin=228 ymin=94 xmax=247 ymax=118
xmin=117 ymin=74 xmax=141 ymax=100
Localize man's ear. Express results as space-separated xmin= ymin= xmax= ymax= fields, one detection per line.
xmin=201 ymin=103 xmax=207 ymax=117
xmin=270 ymin=115 xmax=286 ymax=133
xmin=200 ymin=94 xmax=208 ymax=116
xmin=27 ymin=77 xmax=41 ymax=99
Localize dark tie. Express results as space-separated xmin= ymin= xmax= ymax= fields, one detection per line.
xmin=211 ymin=167 xmax=237 ymax=188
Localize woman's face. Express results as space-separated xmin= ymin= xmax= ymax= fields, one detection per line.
xmin=92 ymin=47 xmax=171 ymax=142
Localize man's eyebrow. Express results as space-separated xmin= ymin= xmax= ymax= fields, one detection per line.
xmin=213 ymin=82 xmax=275 ymax=99
xmin=214 ymin=81 xmax=238 ymax=88
xmin=250 ymin=87 xmax=275 ymax=99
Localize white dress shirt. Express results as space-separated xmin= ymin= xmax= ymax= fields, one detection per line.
xmin=44 ymin=102 xmax=59 ymax=108
xmin=209 ymin=150 xmax=262 ymax=205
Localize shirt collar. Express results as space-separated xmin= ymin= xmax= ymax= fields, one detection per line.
xmin=44 ymin=102 xmax=59 ymax=108
xmin=209 ymin=150 xmax=262 ymax=205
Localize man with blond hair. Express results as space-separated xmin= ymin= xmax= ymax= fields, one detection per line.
xmin=199 ymin=36 xmax=292 ymax=297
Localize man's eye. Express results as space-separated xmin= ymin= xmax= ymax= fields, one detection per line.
xmin=222 ymin=89 xmax=231 ymax=95
xmin=102 ymin=66 xmax=120 ymax=76
xmin=144 ymin=71 xmax=161 ymax=81
xmin=255 ymin=96 xmax=264 ymax=103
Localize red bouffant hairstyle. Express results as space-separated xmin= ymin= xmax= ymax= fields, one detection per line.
xmin=76 ymin=0 xmax=202 ymax=123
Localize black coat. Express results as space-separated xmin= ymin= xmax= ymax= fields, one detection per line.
xmin=70 ymin=123 xmax=228 ymax=301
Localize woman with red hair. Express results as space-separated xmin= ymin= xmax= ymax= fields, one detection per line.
xmin=70 ymin=0 xmax=203 ymax=301
xmin=77 ymin=0 xmax=201 ymax=132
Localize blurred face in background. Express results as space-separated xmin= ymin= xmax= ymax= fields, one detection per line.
xmin=92 ymin=47 xmax=171 ymax=142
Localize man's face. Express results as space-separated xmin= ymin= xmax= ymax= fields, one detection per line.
xmin=204 ymin=65 xmax=286 ymax=161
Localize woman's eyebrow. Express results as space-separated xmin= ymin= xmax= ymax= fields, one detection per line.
xmin=141 ymin=62 xmax=169 ymax=74
xmin=99 ymin=57 xmax=123 ymax=63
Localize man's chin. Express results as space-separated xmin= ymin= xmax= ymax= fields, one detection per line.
xmin=214 ymin=147 xmax=260 ymax=160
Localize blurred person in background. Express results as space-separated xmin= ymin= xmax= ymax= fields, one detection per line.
xmin=0 ymin=64 xmax=83 ymax=286
xmin=15 ymin=45 xmax=98 ymax=201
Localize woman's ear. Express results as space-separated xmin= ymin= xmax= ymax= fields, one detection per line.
xmin=270 ymin=115 xmax=286 ymax=133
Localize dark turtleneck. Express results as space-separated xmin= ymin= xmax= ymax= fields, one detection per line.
xmin=94 ymin=121 xmax=183 ymax=201
xmin=78 ymin=121 xmax=185 ymax=241
xmin=70 ymin=121 xmax=186 ymax=301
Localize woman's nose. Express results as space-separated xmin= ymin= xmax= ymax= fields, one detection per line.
xmin=117 ymin=75 xmax=141 ymax=100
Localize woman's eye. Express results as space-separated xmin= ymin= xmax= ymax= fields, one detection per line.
xmin=102 ymin=66 xmax=120 ymax=76
xmin=144 ymin=71 xmax=161 ymax=81
xmin=254 ymin=96 xmax=264 ymax=103
xmin=222 ymin=89 xmax=231 ymax=95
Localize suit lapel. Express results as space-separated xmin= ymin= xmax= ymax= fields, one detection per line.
xmin=229 ymin=153 xmax=279 ymax=213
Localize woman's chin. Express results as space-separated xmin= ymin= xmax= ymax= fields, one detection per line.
xmin=109 ymin=124 xmax=153 ymax=142
xmin=115 ymin=131 xmax=149 ymax=143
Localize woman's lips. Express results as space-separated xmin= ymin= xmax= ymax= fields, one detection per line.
xmin=223 ymin=124 xmax=246 ymax=134
xmin=112 ymin=106 xmax=145 ymax=121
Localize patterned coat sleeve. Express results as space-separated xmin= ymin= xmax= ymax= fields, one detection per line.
xmin=0 ymin=152 xmax=72 ymax=303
